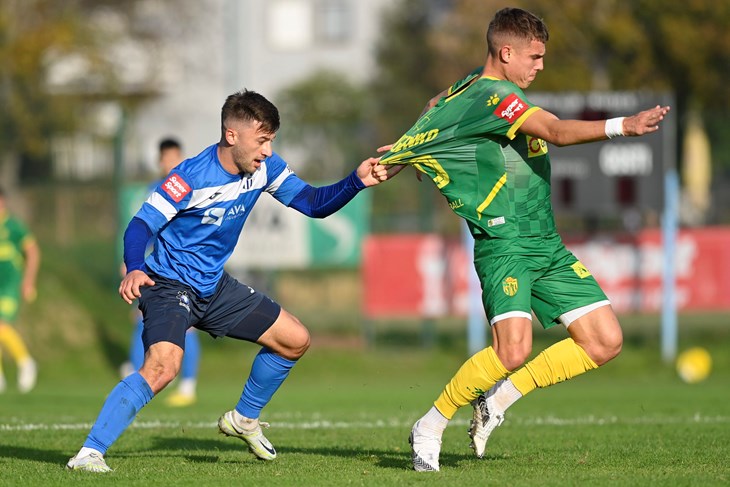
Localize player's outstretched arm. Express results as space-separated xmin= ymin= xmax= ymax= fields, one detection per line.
xmin=520 ymin=105 xmax=671 ymax=147
xmin=622 ymin=105 xmax=671 ymax=136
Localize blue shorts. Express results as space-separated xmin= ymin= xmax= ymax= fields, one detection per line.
xmin=137 ymin=271 xmax=281 ymax=351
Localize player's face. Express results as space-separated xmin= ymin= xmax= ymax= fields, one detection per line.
xmin=505 ymin=39 xmax=545 ymax=89
xmin=228 ymin=120 xmax=276 ymax=174
xmin=159 ymin=147 xmax=182 ymax=176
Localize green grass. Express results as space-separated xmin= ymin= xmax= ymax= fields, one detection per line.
xmin=1 ymin=339 xmax=728 ymax=486
xmin=2 ymin=238 xmax=728 ymax=485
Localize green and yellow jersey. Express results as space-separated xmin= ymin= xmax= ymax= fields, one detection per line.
xmin=0 ymin=211 xmax=34 ymax=321
xmin=381 ymin=69 xmax=555 ymax=239
xmin=0 ymin=212 xmax=32 ymax=281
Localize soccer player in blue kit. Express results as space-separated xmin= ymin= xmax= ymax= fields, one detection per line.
xmin=67 ymin=90 xmax=391 ymax=472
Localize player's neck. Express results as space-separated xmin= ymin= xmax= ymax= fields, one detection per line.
xmin=216 ymin=144 xmax=240 ymax=175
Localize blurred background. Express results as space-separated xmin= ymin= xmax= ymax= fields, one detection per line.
xmin=1 ymin=0 xmax=728 ymax=376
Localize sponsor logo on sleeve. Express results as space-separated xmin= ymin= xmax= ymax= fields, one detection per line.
xmin=494 ymin=93 xmax=528 ymax=123
xmin=527 ymin=135 xmax=548 ymax=157
xmin=162 ymin=173 xmax=191 ymax=203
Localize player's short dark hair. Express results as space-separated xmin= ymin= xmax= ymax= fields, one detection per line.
xmin=487 ymin=7 xmax=549 ymax=56
xmin=221 ymin=90 xmax=280 ymax=135
xmin=159 ymin=137 xmax=181 ymax=153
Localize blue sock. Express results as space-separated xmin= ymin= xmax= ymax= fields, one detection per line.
xmin=181 ymin=330 xmax=200 ymax=380
xmin=236 ymin=348 xmax=296 ymax=419
xmin=129 ymin=317 xmax=145 ymax=371
xmin=83 ymin=372 xmax=154 ymax=454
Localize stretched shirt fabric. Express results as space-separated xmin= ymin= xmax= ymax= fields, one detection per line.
xmin=133 ymin=144 xmax=308 ymax=297
xmin=380 ymin=69 xmax=556 ymax=239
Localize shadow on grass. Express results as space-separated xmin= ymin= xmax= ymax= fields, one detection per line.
xmin=0 ymin=437 xmax=506 ymax=472
xmin=0 ymin=444 xmax=70 ymax=466
xmin=143 ymin=437 xmax=477 ymax=471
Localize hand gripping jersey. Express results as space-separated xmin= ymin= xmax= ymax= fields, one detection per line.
xmin=381 ymin=69 xmax=556 ymax=239
xmin=134 ymin=144 xmax=307 ymax=297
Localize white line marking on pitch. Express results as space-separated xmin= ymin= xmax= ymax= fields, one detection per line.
xmin=1 ymin=414 xmax=728 ymax=432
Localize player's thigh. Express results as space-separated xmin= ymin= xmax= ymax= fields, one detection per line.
xmin=531 ymin=244 xmax=609 ymax=330
xmin=256 ymin=308 xmax=310 ymax=360
xmin=203 ymin=273 xmax=283 ymax=342
xmin=491 ymin=316 xmax=534 ymax=369
xmin=473 ymin=245 xmax=535 ymax=326
xmin=138 ymin=274 xmax=194 ymax=351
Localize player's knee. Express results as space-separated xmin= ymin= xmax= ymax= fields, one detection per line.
xmin=497 ymin=344 xmax=532 ymax=371
xmin=600 ymin=332 xmax=623 ymax=364
xmin=590 ymin=329 xmax=623 ymax=366
xmin=139 ymin=359 xmax=180 ymax=393
xmin=281 ymin=326 xmax=310 ymax=360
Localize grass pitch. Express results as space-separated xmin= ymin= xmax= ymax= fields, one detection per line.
xmin=1 ymin=331 xmax=728 ymax=486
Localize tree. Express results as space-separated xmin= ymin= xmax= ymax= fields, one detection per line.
xmin=426 ymin=0 xmax=730 ymax=161
xmin=0 ymin=0 xmax=191 ymax=186
xmin=275 ymin=70 xmax=371 ymax=180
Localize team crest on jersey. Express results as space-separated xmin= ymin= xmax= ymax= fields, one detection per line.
xmin=571 ymin=261 xmax=592 ymax=279
xmin=486 ymin=93 xmax=500 ymax=107
xmin=527 ymin=135 xmax=548 ymax=157
xmin=162 ymin=173 xmax=191 ymax=203
xmin=495 ymin=93 xmax=528 ymax=123
xmin=502 ymin=277 xmax=518 ymax=296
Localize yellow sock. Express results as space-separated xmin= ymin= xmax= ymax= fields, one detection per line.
xmin=509 ymin=338 xmax=598 ymax=397
xmin=0 ymin=324 xmax=32 ymax=363
xmin=434 ymin=346 xmax=510 ymax=419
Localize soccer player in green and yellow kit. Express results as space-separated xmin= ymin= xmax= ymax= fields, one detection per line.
xmin=0 ymin=187 xmax=40 ymax=394
xmin=379 ymin=7 xmax=670 ymax=472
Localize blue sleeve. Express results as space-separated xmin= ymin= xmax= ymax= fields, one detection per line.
xmin=288 ymin=170 xmax=365 ymax=218
xmin=123 ymin=217 xmax=153 ymax=273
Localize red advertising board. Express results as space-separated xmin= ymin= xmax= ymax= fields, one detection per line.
xmin=362 ymin=227 xmax=730 ymax=318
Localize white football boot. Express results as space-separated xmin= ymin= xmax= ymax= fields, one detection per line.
xmin=218 ymin=410 xmax=277 ymax=460
xmin=468 ymin=388 xmax=505 ymax=458
xmin=66 ymin=452 xmax=112 ymax=473
xmin=409 ymin=420 xmax=441 ymax=472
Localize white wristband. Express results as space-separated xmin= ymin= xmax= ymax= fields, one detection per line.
xmin=605 ymin=117 xmax=625 ymax=139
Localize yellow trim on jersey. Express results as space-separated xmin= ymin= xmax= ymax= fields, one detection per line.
xmin=476 ymin=172 xmax=507 ymax=219
xmin=445 ymin=74 xmax=481 ymax=103
xmin=379 ymin=150 xmax=415 ymax=165
xmin=506 ymin=106 xmax=541 ymax=139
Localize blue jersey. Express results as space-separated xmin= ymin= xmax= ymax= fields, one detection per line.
xmin=135 ymin=143 xmax=307 ymax=297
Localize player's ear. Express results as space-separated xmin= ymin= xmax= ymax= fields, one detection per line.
xmin=224 ymin=127 xmax=236 ymax=145
xmin=499 ymin=46 xmax=512 ymax=64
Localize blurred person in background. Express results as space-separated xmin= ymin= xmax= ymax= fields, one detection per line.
xmin=380 ymin=7 xmax=670 ymax=472
xmin=66 ymin=89 xmax=391 ymax=473
xmin=0 ymin=186 xmax=40 ymax=394
xmin=120 ymin=137 xmax=201 ymax=408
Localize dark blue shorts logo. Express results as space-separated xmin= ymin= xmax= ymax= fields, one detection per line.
xmin=177 ymin=291 xmax=191 ymax=312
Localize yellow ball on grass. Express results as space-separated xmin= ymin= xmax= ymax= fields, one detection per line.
xmin=676 ymin=347 xmax=712 ymax=384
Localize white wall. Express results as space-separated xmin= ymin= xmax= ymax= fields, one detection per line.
xmin=128 ymin=0 xmax=392 ymax=174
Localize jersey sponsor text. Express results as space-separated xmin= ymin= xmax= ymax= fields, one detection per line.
xmin=163 ymin=174 xmax=191 ymax=203
xmin=495 ymin=94 xmax=528 ymax=123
